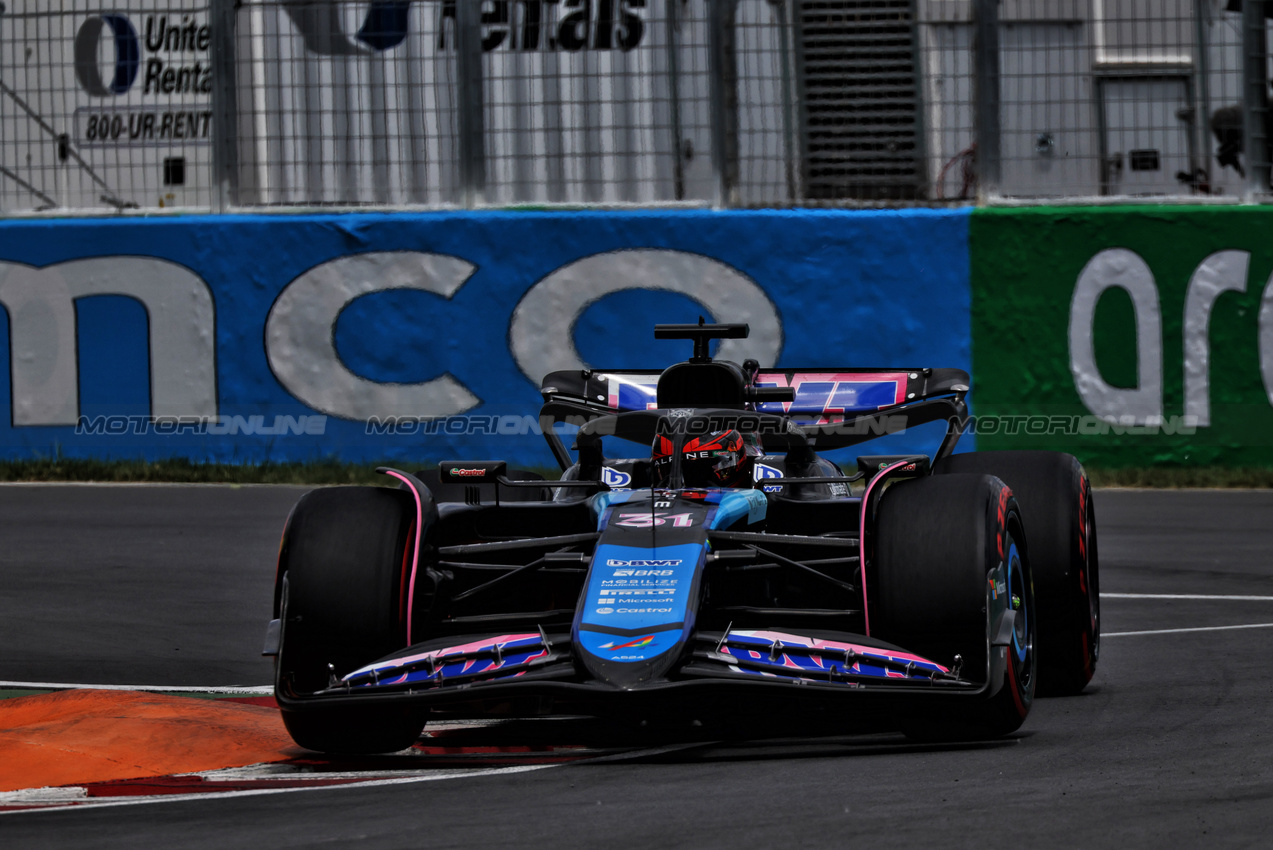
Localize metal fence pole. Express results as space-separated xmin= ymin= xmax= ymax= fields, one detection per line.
xmin=708 ymin=0 xmax=740 ymax=208
xmin=973 ymin=0 xmax=1001 ymax=201
xmin=1243 ymin=0 xmax=1270 ymax=199
xmin=772 ymin=0 xmax=798 ymax=203
xmin=210 ymin=0 xmax=240 ymax=212
xmin=1194 ymin=0 xmax=1214 ymax=191
xmin=456 ymin=0 xmax=487 ymax=208
xmin=665 ymin=0 xmax=687 ymax=201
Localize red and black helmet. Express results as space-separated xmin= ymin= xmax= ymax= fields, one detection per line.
xmin=651 ymin=429 xmax=762 ymax=489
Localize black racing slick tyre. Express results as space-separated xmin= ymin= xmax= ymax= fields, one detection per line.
xmin=935 ymin=451 xmax=1099 ymax=696
xmin=274 ymin=486 xmax=429 ymax=754
xmin=875 ymin=473 xmax=1036 ymax=740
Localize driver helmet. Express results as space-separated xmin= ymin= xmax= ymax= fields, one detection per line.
xmin=651 ymin=429 xmax=763 ymax=489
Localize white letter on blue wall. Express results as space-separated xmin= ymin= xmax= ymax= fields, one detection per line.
xmin=265 ymin=252 xmax=481 ymax=420
xmin=0 ymin=258 xmax=217 ymax=426
xmin=509 ymin=249 xmax=783 ymax=385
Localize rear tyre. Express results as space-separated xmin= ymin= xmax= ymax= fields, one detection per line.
xmin=935 ymin=451 xmax=1099 ymax=696
xmin=875 ymin=473 xmax=1036 ymax=739
xmin=274 ymin=486 xmax=429 ymax=753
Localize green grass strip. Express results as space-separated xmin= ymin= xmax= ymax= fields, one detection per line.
xmin=0 ymin=458 xmax=398 ymax=485
xmin=0 ymin=458 xmax=567 ymax=485
xmin=0 ymin=689 xmax=56 ymax=700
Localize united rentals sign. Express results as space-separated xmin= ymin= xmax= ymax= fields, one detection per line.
xmin=73 ymin=9 xmax=212 ymax=147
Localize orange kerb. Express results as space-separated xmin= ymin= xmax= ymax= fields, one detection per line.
xmin=0 ymin=689 xmax=300 ymax=793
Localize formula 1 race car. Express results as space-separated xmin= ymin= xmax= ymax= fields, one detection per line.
xmin=264 ymin=323 xmax=1099 ymax=753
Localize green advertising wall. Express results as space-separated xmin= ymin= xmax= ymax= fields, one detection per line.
xmin=970 ymin=206 xmax=1273 ymax=466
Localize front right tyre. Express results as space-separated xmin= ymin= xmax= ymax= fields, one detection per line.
xmin=875 ymin=472 xmax=1036 ymax=739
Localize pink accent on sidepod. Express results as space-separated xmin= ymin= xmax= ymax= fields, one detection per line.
xmin=858 ymin=459 xmax=917 ymax=637
xmin=382 ymin=470 xmax=425 ymax=646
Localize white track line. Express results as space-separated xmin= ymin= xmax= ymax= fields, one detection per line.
xmin=1104 ymin=622 xmax=1273 ymax=637
xmin=0 ymin=763 xmax=556 ymax=814
xmin=1103 ymin=593 xmax=1273 ymax=601
xmin=0 ymin=742 xmax=707 ymax=815
xmin=0 ymin=682 xmax=271 ymax=694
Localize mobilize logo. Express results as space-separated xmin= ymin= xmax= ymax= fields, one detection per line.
xmin=74 ymin=12 xmax=212 ymax=146
xmin=600 ymin=579 xmax=678 ymax=586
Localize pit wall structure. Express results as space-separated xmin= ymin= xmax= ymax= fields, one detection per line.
xmin=0 ymin=206 xmax=1266 ymax=468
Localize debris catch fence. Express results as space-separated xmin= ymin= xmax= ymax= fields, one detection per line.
xmin=1 ymin=0 xmax=1270 ymax=213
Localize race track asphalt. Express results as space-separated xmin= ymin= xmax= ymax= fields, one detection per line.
xmin=2 ymin=485 xmax=1272 ymax=848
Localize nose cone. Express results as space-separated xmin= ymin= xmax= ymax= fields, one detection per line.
xmin=575 ymin=534 xmax=709 ymax=686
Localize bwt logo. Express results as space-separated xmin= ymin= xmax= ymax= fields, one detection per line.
xmin=74 ymin=14 xmax=141 ymax=96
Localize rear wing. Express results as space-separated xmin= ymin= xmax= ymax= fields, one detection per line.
xmin=540 ymin=368 xmax=970 ymax=417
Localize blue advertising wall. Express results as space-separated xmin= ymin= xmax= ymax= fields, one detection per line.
xmin=0 ymin=208 xmax=973 ymax=467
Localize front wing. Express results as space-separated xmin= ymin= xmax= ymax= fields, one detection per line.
xmin=277 ymin=625 xmax=1009 ymax=726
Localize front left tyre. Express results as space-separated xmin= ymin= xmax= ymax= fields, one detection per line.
xmin=274 ymin=486 xmax=429 ymax=754
xmin=935 ymin=451 xmax=1099 ymax=696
